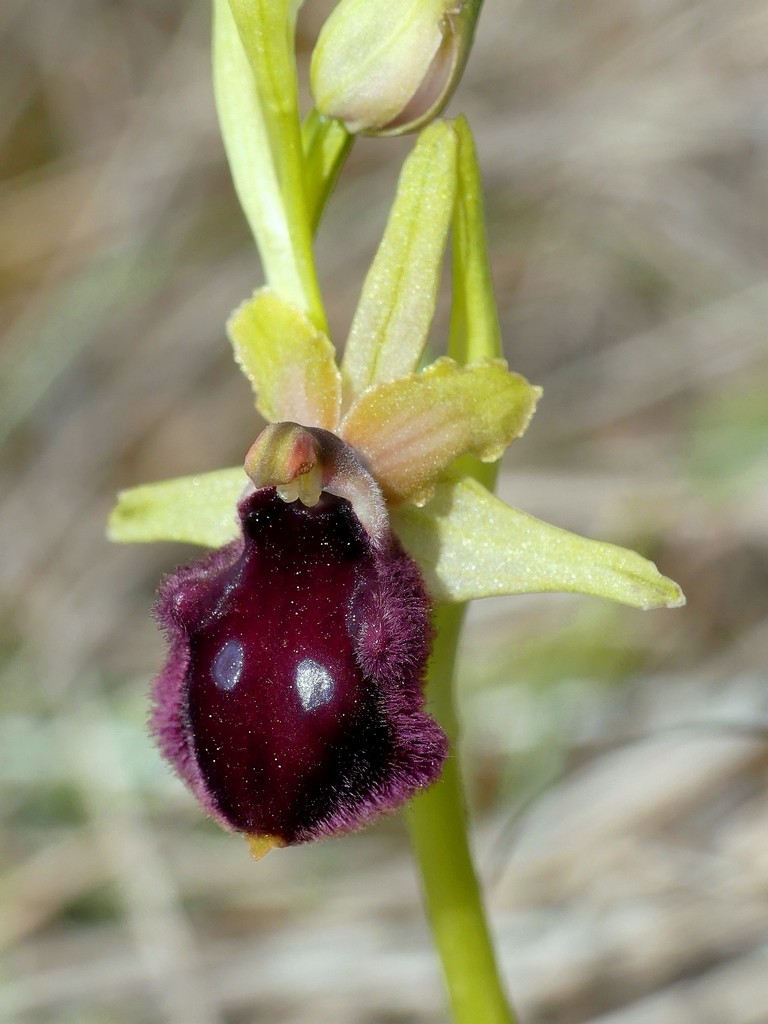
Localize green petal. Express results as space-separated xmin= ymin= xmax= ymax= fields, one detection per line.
xmin=228 ymin=288 xmax=341 ymax=429
xmin=340 ymin=121 xmax=457 ymax=405
xmin=108 ymin=468 xmax=245 ymax=548
xmin=391 ymin=475 xmax=686 ymax=610
xmin=341 ymin=357 xmax=541 ymax=505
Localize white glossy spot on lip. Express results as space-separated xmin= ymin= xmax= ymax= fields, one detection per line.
xmin=295 ymin=658 xmax=334 ymax=711
xmin=211 ymin=639 xmax=244 ymax=692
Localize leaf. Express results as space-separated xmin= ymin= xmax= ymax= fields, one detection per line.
xmin=108 ymin=468 xmax=245 ymax=548
xmin=228 ymin=289 xmax=341 ymax=429
xmin=340 ymin=121 xmax=457 ymax=405
xmin=391 ymin=475 xmax=686 ymax=610
xmin=341 ymin=357 xmax=540 ymax=504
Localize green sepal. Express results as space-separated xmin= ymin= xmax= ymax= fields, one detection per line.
xmin=108 ymin=468 xmax=245 ymax=548
xmin=392 ymin=474 xmax=686 ymax=610
xmin=341 ymin=121 xmax=457 ymax=404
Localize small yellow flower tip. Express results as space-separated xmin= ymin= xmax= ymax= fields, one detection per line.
xmin=310 ymin=0 xmax=481 ymax=136
xmin=246 ymin=833 xmax=286 ymax=862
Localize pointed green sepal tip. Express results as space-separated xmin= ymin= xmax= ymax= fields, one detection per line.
xmin=391 ymin=475 xmax=686 ymax=611
xmin=108 ymin=467 xmax=245 ymax=549
xmin=310 ymin=0 xmax=481 ymax=136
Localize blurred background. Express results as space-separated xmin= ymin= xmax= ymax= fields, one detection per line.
xmin=2 ymin=0 xmax=768 ymax=1021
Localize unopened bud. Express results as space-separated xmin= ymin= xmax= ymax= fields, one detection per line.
xmin=310 ymin=0 xmax=481 ymax=136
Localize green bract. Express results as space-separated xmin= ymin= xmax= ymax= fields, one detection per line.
xmin=214 ymin=0 xmax=327 ymax=329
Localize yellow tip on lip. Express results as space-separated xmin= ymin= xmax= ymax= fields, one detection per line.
xmin=246 ymin=833 xmax=286 ymax=861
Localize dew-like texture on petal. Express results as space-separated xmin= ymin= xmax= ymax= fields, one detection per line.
xmin=152 ymin=488 xmax=445 ymax=845
xmin=392 ymin=475 xmax=686 ymax=610
xmin=228 ymin=289 xmax=341 ymax=430
xmin=341 ymin=357 xmax=541 ymax=505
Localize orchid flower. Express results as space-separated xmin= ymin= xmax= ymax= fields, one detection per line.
xmin=109 ymin=5 xmax=685 ymax=1018
xmin=110 ymin=120 xmax=683 ymax=860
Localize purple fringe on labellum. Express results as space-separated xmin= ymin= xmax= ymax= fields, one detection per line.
xmin=151 ymin=486 xmax=447 ymax=846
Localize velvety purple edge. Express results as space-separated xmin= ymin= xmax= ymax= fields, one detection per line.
xmin=293 ymin=531 xmax=448 ymax=844
xmin=151 ymin=538 xmax=244 ymax=831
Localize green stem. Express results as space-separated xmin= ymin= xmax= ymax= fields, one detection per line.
xmin=406 ymin=604 xmax=517 ymax=1024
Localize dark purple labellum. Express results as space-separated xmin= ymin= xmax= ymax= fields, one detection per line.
xmin=152 ymin=487 xmax=446 ymax=846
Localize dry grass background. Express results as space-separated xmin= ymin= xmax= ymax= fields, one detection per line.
xmin=2 ymin=0 xmax=768 ymax=1022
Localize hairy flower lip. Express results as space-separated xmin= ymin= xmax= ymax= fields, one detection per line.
xmin=152 ymin=485 xmax=447 ymax=847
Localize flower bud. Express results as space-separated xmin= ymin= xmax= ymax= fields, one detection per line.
xmin=310 ymin=0 xmax=481 ymax=136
